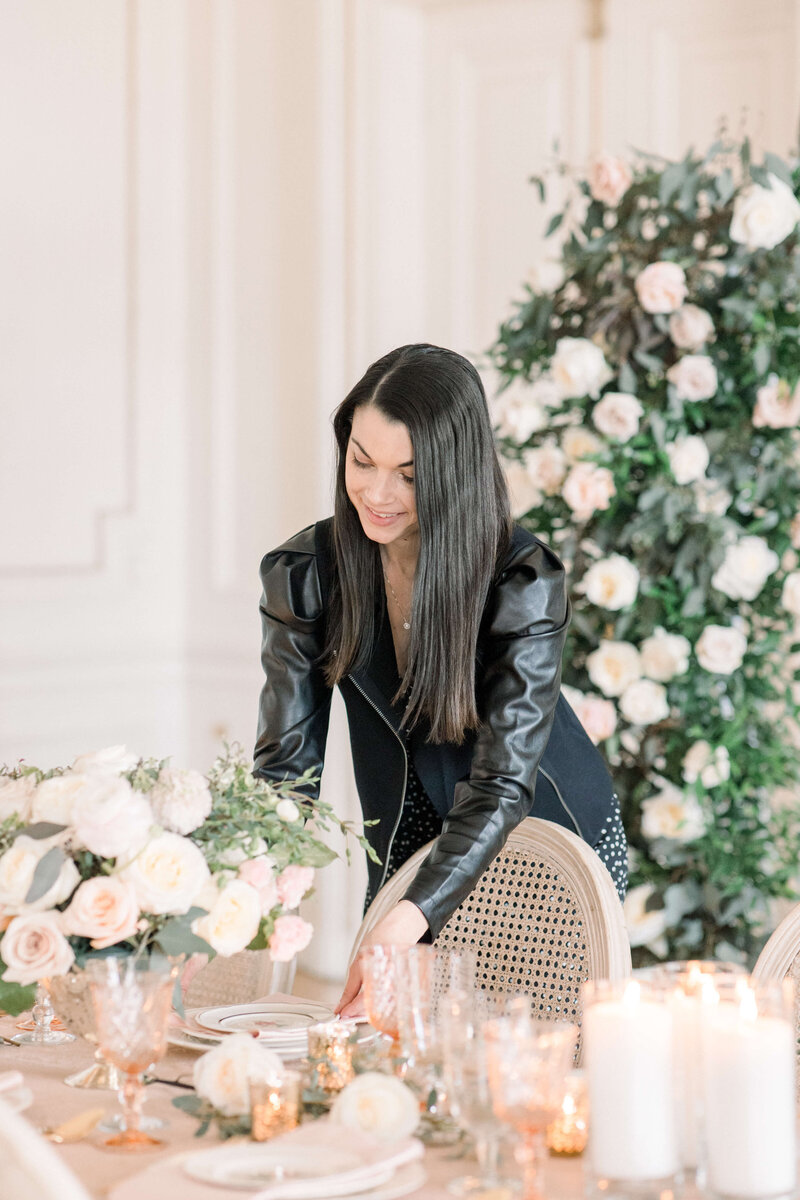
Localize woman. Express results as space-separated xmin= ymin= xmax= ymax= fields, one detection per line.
xmin=254 ymin=344 xmax=626 ymax=1015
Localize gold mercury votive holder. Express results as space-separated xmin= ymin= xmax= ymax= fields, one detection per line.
xmin=306 ymin=1020 xmax=356 ymax=1093
xmin=546 ymin=1070 xmax=588 ymax=1156
xmin=249 ymin=1070 xmax=301 ymax=1141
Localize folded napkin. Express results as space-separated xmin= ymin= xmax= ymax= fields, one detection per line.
xmin=0 ymin=1071 xmax=24 ymax=1094
xmin=249 ymin=1125 xmax=422 ymax=1200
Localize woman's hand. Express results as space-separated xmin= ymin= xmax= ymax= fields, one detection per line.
xmin=335 ymin=900 xmax=429 ymax=1019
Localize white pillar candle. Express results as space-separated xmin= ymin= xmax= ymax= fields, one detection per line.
xmin=703 ymin=992 xmax=796 ymax=1199
xmin=584 ymin=980 xmax=679 ymax=1182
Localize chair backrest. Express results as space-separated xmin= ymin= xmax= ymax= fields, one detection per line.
xmin=752 ymin=901 xmax=800 ymax=1101
xmin=0 ymin=1097 xmax=93 ymax=1200
xmin=350 ymin=816 xmax=631 ymax=1040
xmin=184 ymin=948 xmax=296 ymax=1007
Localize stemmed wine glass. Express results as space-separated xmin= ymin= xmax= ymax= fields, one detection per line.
xmin=88 ymin=956 xmax=178 ymax=1151
xmin=485 ymin=1015 xmax=577 ymax=1200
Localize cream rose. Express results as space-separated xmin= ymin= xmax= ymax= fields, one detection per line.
xmin=618 ymin=679 xmax=669 ymax=726
xmin=191 ymin=879 xmax=262 ymax=956
xmin=591 ymin=392 xmax=643 ymax=441
xmin=193 ymin=1034 xmax=284 ymax=1116
xmin=149 ymin=767 xmax=213 ymax=836
xmin=666 ymin=355 xmax=718 ymax=401
xmin=268 ymin=913 xmax=313 ymax=962
xmin=565 ymin=690 xmax=617 ymax=745
xmin=781 ymin=571 xmax=800 ymax=616
xmin=492 ymin=382 xmax=549 ymax=444
xmin=0 ymin=836 xmax=80 ymax=913
xmin=730 ymin=175 xmax=800 ymax=251
xmin=504 ymin=460 xmax=542 ymax=519
xmin=641 ymin=785 xmax=705 ymax=844
xmin=0 ymin=775 xmax=37 ymax=822
xmin=682 ymin=741 xmax=731 ymax=789
xmin=551 ymin=338 xmax=612 ymax=400
xmin=61 ymin=876 xmax=140 ymax=949
xmin=330 ymin=1072 xmax=420 ymax=1143
xmin=523 ymin=441 xmax=567 ymax=496
xmin=582 ymin=555 xmax=640 ymax=610
xmin=639 ymin=628 xmax=691 ymax=682
xmin=669 ymin=305 xmax=715 ymax=351
xmin=561 ymin=425 xmax=603 ymax=462
xmin=586 ymin=640 xmax=642 ymax=698
xmin=119 ymin=832 xmax=210 ymax=916
xmin=561 ymin=463 xmax=616 ymax=522
xmin=71 ymin=746 xmax=139 ymax=775
xmin=711 ymin=535 xmax=779 ymax=601
xmin=752 ymin=375 xmax=800 ymax=429
xmin=72 ymin=776 xmax=153 ymax=860
xmin=589 ymin=153 xmax=633 ymax=207
xmin=30 ymin=773 xmax=107 ymax=828
xmin=635 ymin=261 xmax=687 ymax=314
xmin=237 ymin=855 xmax=279 ymax=914
xmin=0 ymin=911 xmax=75 ymax=985
xmin=665 ymin=435 xmax=710 ymax=485
xmin=624 ymin=883 xmax=668 ymax=952
xmin=695 ymin=624 xmax=747 ymax=675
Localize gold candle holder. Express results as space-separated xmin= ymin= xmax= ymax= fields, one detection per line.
xmin=546 ymin=1070 xmax=588 ymax=1157
xmin=249 ymin=1070 xmax=301 ymax=1142
xmin=306 ymin=1021 xmax=355 ymax=1094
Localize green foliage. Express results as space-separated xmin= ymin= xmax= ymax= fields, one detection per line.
xmin=489 ymin=139 xmax=800 ymax=965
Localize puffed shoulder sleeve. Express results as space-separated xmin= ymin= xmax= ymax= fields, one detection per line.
xmin=402 ymin=537 xmax=569 ymax=939
xmin=253 ymin=525 xmax=333 ymax=795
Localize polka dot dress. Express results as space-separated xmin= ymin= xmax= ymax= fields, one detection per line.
xmin=363 ymin=758 xmax=442 ymax=911
xmin=591 ymin=793 xmax=628 ymax=903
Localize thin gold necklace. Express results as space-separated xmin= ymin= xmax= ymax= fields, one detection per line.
xmin=383 ymin=570 xmax=411 ymax=630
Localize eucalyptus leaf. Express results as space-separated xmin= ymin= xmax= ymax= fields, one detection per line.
xmin=16 ymin=822 xmax=67 ymax=841
xmin=24 ymin=845 xmax=66 ymax=905
xmin=0 ymin=978 xmax=36 ymax=1017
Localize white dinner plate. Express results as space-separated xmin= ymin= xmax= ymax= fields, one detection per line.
xmin=1 ymin=1086 xmax=34 ymax=1114
xmin=183 ymin=1142 xmax=374 ymax=1193
xmin=194 ymin=1000 xmax=335 ymax=1036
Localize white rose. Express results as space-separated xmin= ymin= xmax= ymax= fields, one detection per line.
xmin=523 ymin=441 xmax=567 ymax=496
xmin=0 ymin=835 xmax=80 ymax=913
xmin=561 ymin=463 xmax=616 ymax=522
xmin=330 ymin=1072 xmax=420 ymax=1143
xmin=492 ymin=382 xmax=549 ymax=443
xmin=682 ymin=741 xmax=731 ymax=789
xmin=668 ymin=305 xmax=715 ymax=351
xmin=641 ymin=784 xmax=706 ymax=843
xmin=624 ymin=883 xmax=668 ymax=951
xmin=566 ymin=690 xmax=617 ymax=745
xmin=30 ymin=773 xmax=107 ymax=828
xmin=149 ymin=767 xmax=213 ymax=836
xmin=791 ymin=514 xmax=800 ymax=550
xmin=694 ymin=478 xmax=732 ymax=517
xmin=71 ymin=746 xmax=139 ymax=775
xmin=782 ymin=571 xmax=800 ymax=616
xmin=695 ymin=624 xmax=747 ymax=675
xmin=752 ymin=375 xmax=800 ymax=429
xmin=191 ymin=879 xmax=262 ymax=956
xmin=582 ymin=555 xmax=640 ymax=610
xmin=665 ymin=435 xmax=710 ymax=485
xmin=730 ymin=174 xmax=800 ymax=251
xmin=275 ymin=798 xmax=301 ymax=823
xmin=666 ymin=355 xmax=718 ymax=402
xmin=61 ymin=876 xmax=141 ymax=949
xmin=119 ymin=832 xmax=210 ymax=915
xmin=529 ymin=375 xmax=564 ymax=410
xmin=0 ymin=911 xmax=75 ymax=985
xmin=589 ymin=154 xmax=633 ymax=207
xmin=72 ymin=776 xmax=153 ymax=860
xmin=551 ymin=338 xmax=612 ymax=400
xmin=504 ymin=460 xmax=542 ymax=519
xmin=528 ymin=260 xmax=565 ymax=294
xmin=711 ymin=535 xmax=779 ymax=601
xmin=618 ymin=679 xmax=669 ymax=726
xmin=193 ymin=1034 xmax=284 ymax=1116
xmin=635 ymin=261 xmax=687 ymax=314
xmin=0 ymin=776 xmax=37 ymax=823
xmin=586 ymin=640 xmax=642 ymax=697
xmin=591 ymin=392 xmax=643 ymax=441
xmin=639 ymin=628 xmax=691 ymax=682
xmin=561 ymin=425 xmax=603 ymax=462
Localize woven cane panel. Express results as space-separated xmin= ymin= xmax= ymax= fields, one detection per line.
xmin=185 ymin=950 xmax=295 ymax=1008
xmin=436 ymin=847 xmax=591 ymax=1026
xmin=790 ymin=954 xmax=800 ymax=1104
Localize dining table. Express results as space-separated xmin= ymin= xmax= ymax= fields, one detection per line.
xmin=0 ymin=998 xmax=591 ymax=1200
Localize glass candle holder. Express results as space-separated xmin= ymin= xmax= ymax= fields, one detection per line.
xmin=250 ymin=1070 xmax=301 ymax=1142
xmin=546 ymin=1070 xmax=588 ymax=1157
xmin=306 ymin=1021 xmax=355 ymax=1094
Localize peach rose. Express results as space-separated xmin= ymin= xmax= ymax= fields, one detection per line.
xmin=695 ymin=624 xmax=747 ymax=675
xmin=523 ymin=441 xmax=568 ymax=496
xmin=730 ymin=175 xmax=800 ymax=251
xmin=635 ymin=262 xmax=687 ymax=314
xmin=61 ymin=876 xmax=140 ymax=950
xmin=666 ymin=355 xmax=718 ymax=401
xmin=561 ymin=462 xmax=616 ymax=521
xmin=1 ymin=911 xmax=75 ymax=985
xmin=591 ymin=392 xmax=643 ymax=441
xmin=669 ymin=305 xmax=715 ymax=351
xmin=589 ymin=154 xmax=633 ymax=207
xmin=268 ymin=914 xmax=313 ymax=963
xmin=752 ymin=375 xmax=800 ymax=429
xmin=276 ymin=865 xmax=315 ymax=911
xmin=569 ymin=692 xmax=617 ymax=744
xmin=237 ymin=855 xmax=279 ymax=914
xmin=561 ymin=425 xmax=603 ymax=463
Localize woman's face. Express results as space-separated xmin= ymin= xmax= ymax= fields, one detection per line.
xmin=344 ymin=404 xmax=419 ymax=549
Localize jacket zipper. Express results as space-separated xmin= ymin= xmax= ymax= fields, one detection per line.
xmin=538 ymin=765 xmax=584 ymax=839
xmin=347 ymin=676 xmax=409 ymax=891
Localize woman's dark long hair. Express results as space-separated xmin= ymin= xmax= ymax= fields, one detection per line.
xmin=323 ymin=344 xmax=512 ymax=744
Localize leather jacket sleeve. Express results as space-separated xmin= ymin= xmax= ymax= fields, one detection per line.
xmin=402 ymin=538 xmax=569 ymax=940
xmin=253 ymin=529 xmax=332 ymax=794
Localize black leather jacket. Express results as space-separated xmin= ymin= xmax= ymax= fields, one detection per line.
xmin=254 ymin=519 xmax=615 ymax=940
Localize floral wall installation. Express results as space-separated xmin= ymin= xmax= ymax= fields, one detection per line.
xmin=490 ymin=140 xmax=800 ymax=963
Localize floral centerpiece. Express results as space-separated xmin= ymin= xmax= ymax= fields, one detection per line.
xmin=0 ymin=744 xmax=375 ymax=1014
xmin=490 ymin=138 xmax=800 ymax=964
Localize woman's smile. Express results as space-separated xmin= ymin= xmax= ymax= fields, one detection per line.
xmin=345 ymin=405 xmax=420 ymax=549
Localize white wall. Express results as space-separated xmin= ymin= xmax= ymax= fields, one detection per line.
xmin=1 ymin=0 xmax=799 ymax=979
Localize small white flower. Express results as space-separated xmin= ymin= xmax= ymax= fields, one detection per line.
xmin=641 ymin=784 xmax=706 ymax=843
xmin=528 ymin=260 xmax=565 ymax=294
xmin=582 ymin=555 xmax=640 ymax=611
xmin=665 ymin=435 xmax=710 ymax=485
xmin=618 ymin=679 xmax=669 ymax=726
xmin=149 ymin=767 xmax=213 ymax=835
xmin=695 ymin=624 xmax=747 ymax=676
xmin=730 ymin=174 xmax=800 ymax=251
xmin=331 ymin=1072 xmax=420 ymax=1143
xmin=492 ymin=382 xmax=549 ymax=443
xmin=711 ymin=536 xmax=779 ymax=602
xmin=193 ymin=1034 xmax=284 ymax=1116
xmin=275 ymin=799 xmax=301 ymax=823
xmin=639 ymin=628 xmax=691 ymax=682
xmin=551 ymin=338 xmax=612 ymax=400
xmin=586 ymin=640 xmax=642 ymax=698
xmin=682 ymin=741 xmax=731 ymax=789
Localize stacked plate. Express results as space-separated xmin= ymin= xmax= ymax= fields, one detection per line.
xmin=168 ymin=999 xmax=335 ymax=1059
